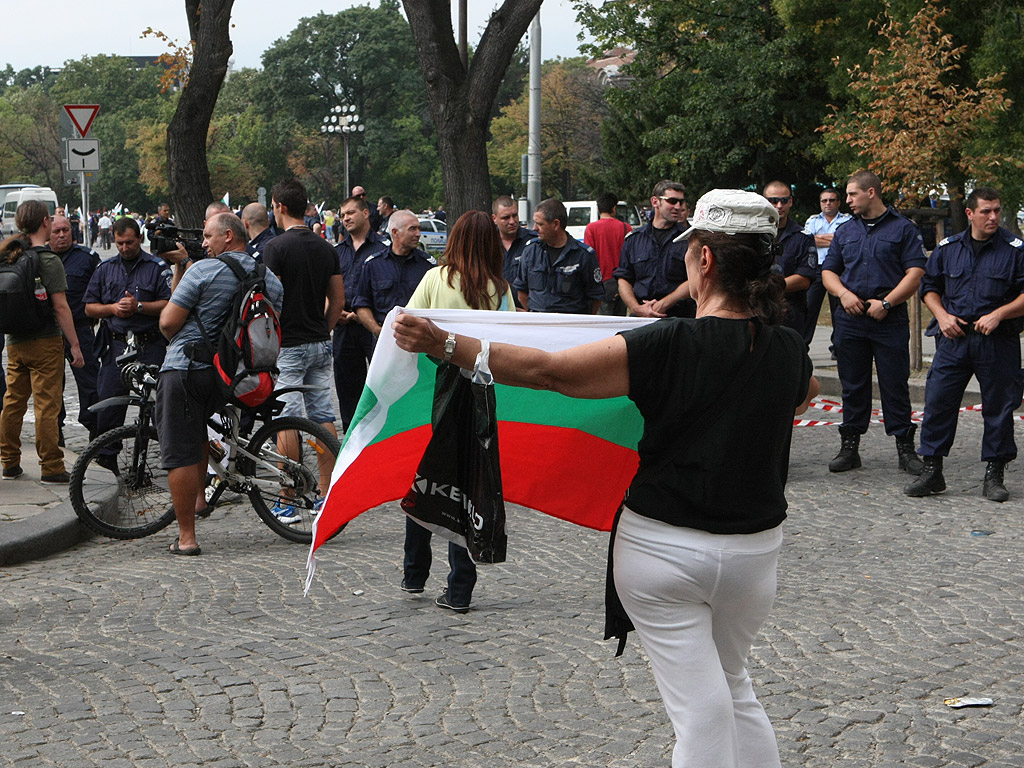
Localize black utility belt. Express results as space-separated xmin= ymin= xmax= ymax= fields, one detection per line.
xmin=74 ymin=319 xmax=96 ymax=328
xmin=962 ymin=320 xmax=1023 ymax=337
xmin=111 ymin=330 xmax=164 ymax=344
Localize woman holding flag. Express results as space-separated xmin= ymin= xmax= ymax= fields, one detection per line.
xmin=393 ymin=190 xmax=818 ymax=768
xmin=400 ymin=209 xmax=516 ymax=613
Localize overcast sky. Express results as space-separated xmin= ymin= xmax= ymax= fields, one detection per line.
xmin=3 ymin=1 xmax=594 ymax=73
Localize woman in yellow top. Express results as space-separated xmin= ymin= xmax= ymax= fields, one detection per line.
xmin=401 ymin=210 xmax=515 ymax=612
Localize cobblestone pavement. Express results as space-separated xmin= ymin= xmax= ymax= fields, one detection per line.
xmin=2 ymin=408 xmax=1023 ymax=768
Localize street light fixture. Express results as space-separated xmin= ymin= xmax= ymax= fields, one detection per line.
xmin=321 ymin=104 xmax=365 ymax=197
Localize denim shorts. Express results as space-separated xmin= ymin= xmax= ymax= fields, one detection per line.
xmin=275 ymin=340 xmax=336 ymax=423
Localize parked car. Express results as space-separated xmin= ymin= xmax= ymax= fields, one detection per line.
xmin=563 ymin=200 xmax=642 ymax=241
xmin=418 ymin=216 xmax=447 ymax=256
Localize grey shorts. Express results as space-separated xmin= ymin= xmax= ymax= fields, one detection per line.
xmin=155 ymin=368 xmax=225 ymax=470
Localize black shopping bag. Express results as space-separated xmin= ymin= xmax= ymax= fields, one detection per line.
xmin=401 ymin=356 xmax=507 ymax=563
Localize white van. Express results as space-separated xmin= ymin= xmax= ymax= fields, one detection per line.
xmin=563 ymin=200 xmax=642 ymax=241
xmin=1 ymin=187 xmax=58 ymax=236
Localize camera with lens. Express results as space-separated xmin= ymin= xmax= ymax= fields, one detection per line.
xmin=150 ymin=224 xmax=206 ymax=262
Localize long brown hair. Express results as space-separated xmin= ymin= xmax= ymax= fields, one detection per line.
xmin=1 ymin=200 xmax=48 ymax=264
xmin=442 ymin=210 xmax=508 ymax=310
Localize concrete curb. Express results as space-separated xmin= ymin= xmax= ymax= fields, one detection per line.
xmin=0 ymin=500 xmax=95 ymax=566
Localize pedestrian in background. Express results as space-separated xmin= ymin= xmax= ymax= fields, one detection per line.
xmin=400 ymin=210 xmax=516 ymax=613
xmin=1 ymin=201 xmax=84 ymax=484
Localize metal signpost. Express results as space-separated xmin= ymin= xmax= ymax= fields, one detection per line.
xmin=60 ymin=104 xmax=100 ymax=248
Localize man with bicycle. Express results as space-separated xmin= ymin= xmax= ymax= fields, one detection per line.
xmin=156 ymin=213 xmax=284 ymax=555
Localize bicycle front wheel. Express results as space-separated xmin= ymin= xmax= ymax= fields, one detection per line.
xmin=69 ymin=424 xmax=176 ymax=539
xmin=241 ymin=417 xmax=341 ymax=544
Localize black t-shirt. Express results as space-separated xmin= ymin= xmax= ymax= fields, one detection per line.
xmin=619 ymin=317 xmax=812 ymax=534
xmin=263 ymin=227 xmax=342 ymax=347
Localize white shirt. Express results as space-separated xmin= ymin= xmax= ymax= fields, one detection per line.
xmin=803 ymin=211 xmax=852 ymax=265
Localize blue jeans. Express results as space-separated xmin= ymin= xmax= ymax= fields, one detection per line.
xmin=276 ymin=340 xmax=336 ymax=423
xmin=403 ymin=517 xmax=477 ymax=607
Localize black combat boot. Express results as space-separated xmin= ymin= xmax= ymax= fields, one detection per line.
xmin=895 ymin=425 xmax=924 ymax=475
xmin=828 ymin=427 xmax=862 ymax=473
xmin=982 ymin=461 xmax=1009 ymax=502
xmin=904 ymin=456 xmax=945 ymax=497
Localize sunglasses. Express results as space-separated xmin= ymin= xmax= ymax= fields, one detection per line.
xmin=766 ymin=196 xmax=791 ymax=205
xmin=659 ymin=196 xmax=686 ymax=206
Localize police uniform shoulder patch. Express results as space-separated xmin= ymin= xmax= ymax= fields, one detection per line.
xmin=594 ymin=267 xmax=603 ymax=283
xmin=1011 ymin=237 xmax=1023 ymax=249
xmin=938 ymin=237 xmax=951 ymax=247
xmin=525 ymin=237 xmax=541 ymax=246
xmin=580 ymin=241 xmax=596 ymax=254
xmin=623 ymin=230 xmax=635 ymax=240
xmin=364 ymin=252 xmax=381 ymax=263
xmin=427 ymin=255 xmax=438 ymax=265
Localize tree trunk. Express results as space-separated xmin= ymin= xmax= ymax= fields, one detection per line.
xmin=402 ymin=0 xmax=543 ymax=221
xmin=166 ymin=0 xmax=235 ymax=229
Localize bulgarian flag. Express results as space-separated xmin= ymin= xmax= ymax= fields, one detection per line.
xmin=306 ymin=307 xmax=655 ymax=588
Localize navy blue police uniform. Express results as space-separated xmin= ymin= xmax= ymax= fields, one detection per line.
xmin=513 ymin=235 xmax=603 ymax=314
xmin=822 ymin=207 xmax=927 ymax=437
xmin=352 ymin=246 xmax=437 ymax=326
xmin=775 ymin=219 xmax=819 ymax=335
xmin=501 ymin=226 xmax=537 ymax=309
xmin=84 ymin=251 xmax=171 ymax=448
xmin=918 ymin=227 xmax=1024 ymax=461
xmin=246 ymin=227 xmax=276 ymax=263
xmin=58 ymin=243 xmax=101 ymax=436
xmin=333 ymin=230 xmax=390 ymax=430
xmin=613 ymin=222 xmax=696 ymax=318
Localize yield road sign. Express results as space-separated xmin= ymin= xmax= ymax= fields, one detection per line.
xmin=66 ymin=139 xmax=101 ymax=171
xmin=64 ymin=104 xmax=100 ymax=137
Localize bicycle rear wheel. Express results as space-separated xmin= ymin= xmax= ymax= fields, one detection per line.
xmin=241 ymin=417 xmax=341 ymax=544
xmin=69 ymin=424 xmax=176 ymax=539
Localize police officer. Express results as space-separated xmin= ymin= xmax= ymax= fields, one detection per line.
xmin=822 ymin=170 xmax=927 ymax=475
xmin=353 ymin=210 xmax=436 ymax=338
xmin=492 ymin=195 xmax=535 ymax=306
xmin=904 ymin=187 xmax=1024 ymax=501
xmin=764 ymin=181 xmax=818 ymax=336
xmin=84 ymin=217 xmax=170 ymax=461
xmin=514 ymin=198 xmax=603 ymax=314
xmin=49 ymin=214 xmax=101 ymax=441
xmin=334 ymin=195 xmax=390 ymax=430
xmin=614 ymin=180 xmax=695 ymax=318
xmin=241 ymin=202 xmax=275 ymax=263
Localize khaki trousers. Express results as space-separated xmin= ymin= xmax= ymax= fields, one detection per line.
xmin=1 ymin=334 xmax=66 ymax=475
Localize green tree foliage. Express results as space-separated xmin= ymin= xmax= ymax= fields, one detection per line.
xmin=259 ymin=0 xmax=439 ymax=209
xmin=820 ymin=0 xmax=1016 ymax=221
xmin=576 ymin=0 xmax=826 ymax=197
xmin=779 ymin=0 xmax=1024 ymax=218
xmin=488 ymin=58 xmax=607 ymax=200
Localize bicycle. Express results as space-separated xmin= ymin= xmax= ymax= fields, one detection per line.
xmin=69 ymin=338 xmax=341 ymax=545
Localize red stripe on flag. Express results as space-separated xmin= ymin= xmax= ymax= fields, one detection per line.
xmin=500 ymin=423 xmax=637 ymax=532
xmin=314 ymin=425 xmax=431 ymax=549
xmin=315 ymin=422 xmax=638 ymax=550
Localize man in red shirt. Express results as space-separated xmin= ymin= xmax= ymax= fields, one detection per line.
xmin=584 ymin=193 xmax=631 ymax=315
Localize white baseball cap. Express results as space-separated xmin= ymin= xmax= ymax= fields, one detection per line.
xmin=674 ymin=189 xmax=779 ymax=242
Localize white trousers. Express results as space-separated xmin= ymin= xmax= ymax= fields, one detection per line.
xmin=613 ymin=508 xmax=783 ymax=768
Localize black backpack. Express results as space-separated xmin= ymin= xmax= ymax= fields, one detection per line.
xmin=194 ymin=255 xmax=282 ymax=408
xmin=0 ymin=246 xmax=52 ymax=335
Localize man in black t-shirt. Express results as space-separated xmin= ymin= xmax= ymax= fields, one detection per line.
xmin=263 ymin=179 xmax=346 ymax=502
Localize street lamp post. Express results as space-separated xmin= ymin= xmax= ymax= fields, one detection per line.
xmin=321 ymin=104 xmax=365 ymax=197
